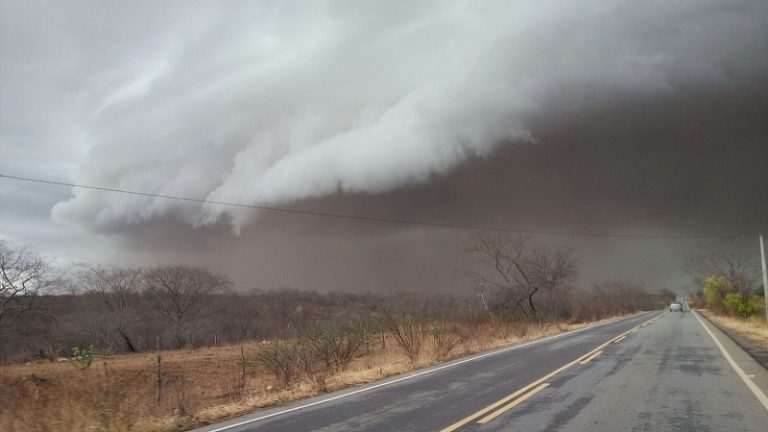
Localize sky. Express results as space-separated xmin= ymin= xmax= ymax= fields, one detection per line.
xmin=1 ymin=0 xmax=767 ymax=294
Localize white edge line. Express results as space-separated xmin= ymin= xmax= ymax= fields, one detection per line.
xmin=202 ymin=311 xmax=655 ymax=432
xmin=692 ymin=311 xmax=768 ymax=411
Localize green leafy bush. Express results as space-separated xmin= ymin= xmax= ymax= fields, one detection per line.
xmin=724 ymin=293 xmax=763 ymax=319
xmin=703 ymin=276 xmax=730 ymax=313
xmin=69 ymin=346 xmax=94 ymax=369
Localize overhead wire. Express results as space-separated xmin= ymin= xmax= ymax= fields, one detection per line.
xmin=0 ymin=173 xmax=751 ymax=239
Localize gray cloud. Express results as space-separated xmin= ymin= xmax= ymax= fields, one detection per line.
xmin=17 ymin=0 xmax=759 ymax=232
xmin=2 ymin=0 xmax=767 ymax=293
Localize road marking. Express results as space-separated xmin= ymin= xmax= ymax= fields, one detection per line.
xmin=437 ymin=356 xmax=583 ymax=432
xmin=200 ymin=312 xmax=653 ymax=432
xmin=477 ymin=383 xmax=550 ymax=424
xmin=439 ymin=312 xmax=662 ymax=432
xmin=578 ymin=350 xmax=603 ymax=365
xmin=693 ymin=311 xmax=768 ymax=411
xmin=613 ymin=335 xmax=626 ymax=344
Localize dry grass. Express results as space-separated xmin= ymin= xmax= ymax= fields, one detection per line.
xmin=699 ymin=309 xmax=768 ymax=351
xmin=0 ymin=315 xmax=628 ymax=432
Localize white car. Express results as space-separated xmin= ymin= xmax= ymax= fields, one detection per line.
xmin=669 ymin=302 xmax=682 ymax=312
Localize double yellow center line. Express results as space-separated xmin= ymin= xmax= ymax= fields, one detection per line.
xmin=578 ymin=349 xmax=603 ymax=365
xmin=477 ymin=383 xmax=550 ymax=424
xmin=439 ymin=312 xmax=664 ymax=431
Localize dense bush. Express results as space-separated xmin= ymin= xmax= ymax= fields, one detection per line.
xmin=69 ymin=346 xmax=94 ymax=369
xmin=724 ymin=292 xmax=763 ymax=319
xmin=698 ymin=273 xmax=764 ymax=319
xmin=703 ymin=276 xmax=730 ymax=313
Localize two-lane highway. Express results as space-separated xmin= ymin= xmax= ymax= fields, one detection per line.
xmin=466 ymin=311 xmax=768 ymax=431
xmin=194 ymin=311 xmax=768 ymax=432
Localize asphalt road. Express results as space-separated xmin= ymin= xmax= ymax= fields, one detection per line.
xmin=193 ymin=311 xmax=768 ymax=432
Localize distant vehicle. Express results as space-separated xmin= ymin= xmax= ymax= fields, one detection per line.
xmin=669 ymin=302 xmax=682 ymax=312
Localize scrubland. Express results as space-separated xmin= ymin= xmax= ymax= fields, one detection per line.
xmin=0 ymin=235 xmax=670 ymax=431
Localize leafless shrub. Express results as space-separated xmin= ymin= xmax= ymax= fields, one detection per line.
xmin=508 ymin=320 xmax=529 ymax=339
xmin=254 ymin=341 xmax=298 ymax=387
xmin=384 ymin=314 xmax=426 ymax=364
xmin=427 ymin=321 xmax=463 ymax=360
xmin=254 ymin=340 xmax=317 ymax=387
xmin=302 ymin=323 xmax=367 ymax=374
xmin=457 ymin=321 xmax=490 ymax=350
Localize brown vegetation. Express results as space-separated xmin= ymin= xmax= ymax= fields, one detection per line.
xmin=0 ymin=235 xmax=673 ymax=431
xmin=698 ymin=310 xmax=768 ymax=352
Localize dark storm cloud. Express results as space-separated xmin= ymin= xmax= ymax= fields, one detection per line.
xmin=236 ymin=79 xmax=767 ymax=293
xmin=111 ymin=72 xmax=768 ymax=294
xmin=2 ymin=0 xmax=767 ymax=293
xmin=309 ymin=81 xmax=768 ymax=236
xmin=35 ymin=0 xmax=767 ymax=233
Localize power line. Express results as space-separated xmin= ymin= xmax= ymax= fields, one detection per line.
xmin=0 ymin=172 xmax=750 ymax=239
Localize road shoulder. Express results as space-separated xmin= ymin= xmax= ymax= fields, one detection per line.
xmin=693 ymin=310 xmax=768 ymax=410
xmin=697 ymin=310 xmax=768 ymax=370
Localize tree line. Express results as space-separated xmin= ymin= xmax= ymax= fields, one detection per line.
xmin=0 ymin=236 xmax=673 ymax=363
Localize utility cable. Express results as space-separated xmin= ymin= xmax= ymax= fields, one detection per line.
xmin=0 ymin=173 xmax=750 ymax=239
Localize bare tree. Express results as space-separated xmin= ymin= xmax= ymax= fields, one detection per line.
xmin=78 ymin=265 xmax=142 ymax=352
xmin=0 ymin=240 xmax=57 ymax=357
xmin=473 ymin=282 xmax=493 ymax=318
xmin=688 ymin=240 xmax=759 ymax=295
xmin=469 ymin=232 xmax=576 ymax=318
xmin=144 ymin=265 xmax=231 ymax=348
xmin=0 ymin=240 xmax=57 ymax=326
xmin=528 ymin=246 xmax=577 ymax=320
